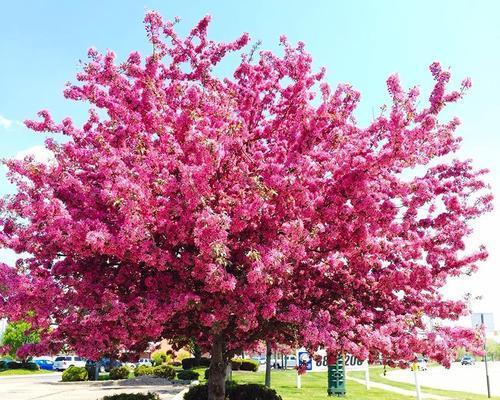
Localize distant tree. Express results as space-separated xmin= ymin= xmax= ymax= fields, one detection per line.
xmin=151 ymin=349 xmax=170 ymax=366
xmin=486 ymin=339 xmax=500 ymax=361
xmin=1 ymin=321 xmax=39 ymax=360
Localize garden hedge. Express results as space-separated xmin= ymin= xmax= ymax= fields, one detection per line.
xmin=239 ymin=359 xmax=259 ymax=372
xmin=181 ymin=357 xmax=210 ymax=370
xmin=230 ymin=358 xmax=242 ymax=370
xmin=134 ymin=365 xmax=153 ymax=376
xmin=102 ymin=393 xmax=160 ymax=400
xmin=184 ymin=383 xmax=282 ymax=400
xmin=62 ymin=366 xmax=88 ymax=382
xmin=176 ymin=369 xmax=200 ymax=381
xmin=152 ymin=364 xmax=176 ymax=380
xmin=109 ymin=366 xmax=130 ymax=380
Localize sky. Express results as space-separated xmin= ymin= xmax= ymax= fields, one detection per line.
xmin=0 ymin=1 xmax=499 ymax=329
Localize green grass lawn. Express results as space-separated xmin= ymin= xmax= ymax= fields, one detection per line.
xmin=348 ymin=366 xmax=500 ymax=400
xmin=232 ymin=370 xmax=413 ymax=400
xmin=0 ymin=368 xmax=55 ymax=376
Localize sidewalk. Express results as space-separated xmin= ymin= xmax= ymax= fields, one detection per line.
xmin=347 ymin=376 xmax=452 ymax=400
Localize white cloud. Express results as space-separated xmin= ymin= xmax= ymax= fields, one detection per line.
xmin=0 ymin=115 xmax=14 ymax=129
xmin=15 ymin=145 xmax=54 ymax=164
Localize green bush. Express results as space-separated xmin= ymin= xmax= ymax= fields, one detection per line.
xmin=62 ymin=366 xmax=88 ymax=382
xmin=184 ymin=384 xmax=208 ymax=400
xmin=109 ymin=366 xmax=130 ymax=380
xmin=228 ymin=384 xmax=282 ymax=400
xmin=102 ymin=393 xmax=160 ymax=400
xmin=184 ymin=383 xmax=282 ymax=400
xmin=23 ymin=362 xmax=40 ymax=371
xmin=7 ymin=361 xmax=23 ymax=369
xmin=177 ymin=369 xmax=200 ymax=381
xmin=181 ymin=358 xmax=196 ymax=370
xmin=134 ymin=365 xmax=153 ymax=376
xmin=230 ymin=358 xmax=242 ymax=371
xmin=239 ymin=359 xmax=259 ymax=372
xmin=152 ymin=364 xmax=175 ymax=380
xmin=182 ymin=357 xmax=211 ymax=370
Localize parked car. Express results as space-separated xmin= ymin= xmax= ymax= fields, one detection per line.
xmin=32 ymin=357 xmax=54 ymax=371
xmin=461 ymin=355 xmax=475 ymax=365
xmin=136 ymin=358 xmax=152 ymax=367
xmin=101 ymin=358 xmax=123 ymax=372
xmin=53 ymin=355 xmax=86 ymax=371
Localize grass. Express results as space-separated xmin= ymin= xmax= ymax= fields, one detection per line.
xmin=0 ymin=368 xmax=55 ymax=376
xmin=232 ymin=369 xmax=414 ymax=400
xmin=348 ymin=366 xmax=500 ymax=400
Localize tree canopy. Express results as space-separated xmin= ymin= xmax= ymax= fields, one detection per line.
xmin=0 ymin=11 xmax=492 ymax=400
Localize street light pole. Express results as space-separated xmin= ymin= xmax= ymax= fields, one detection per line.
xmin=481 ymin=313 xmax=491 ymax=398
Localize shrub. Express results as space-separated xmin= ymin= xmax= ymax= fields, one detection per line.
xmin=62 ymin=366 xmax=88 ymax=382
xmin=22 ymin=362 xmax=40 ymax=371
xmin=7 ymin=361 xmax=22 ymax=369
xmin=109 ymin=366 xmax=130 ymax=380
xmin=170 ymin=361 xmax=182 ymax=367
xmin=102 ymin=393 xmax=160 ymax=400
xmin=152 ymin=364 xmax=175 ymax=380
xmin=181 ymin=358 xmax=196 ymax=370
xmin=177 ymin=369 xmax=199 ymax=381
xmin=183 ymin=384 xmax=208 ymax=400
xmin=183 ymin=384 xmax=282 ymax=400
xmin=182 ymin=357 xmax=211 ymax=370
xmin=200 ymin=357 xmax=211 ymax=367
xmin=134 ymin=365 xmax=153 ymax=376
xmin=239 ymin=359 xmax=259 ymax=372
xmin=230 ymin=358 xmax=242 ymax=371
xmin=227 ymin=384 xmax=282 ymax=400
xmin=204 ymin=368 xmax=210 ymax=380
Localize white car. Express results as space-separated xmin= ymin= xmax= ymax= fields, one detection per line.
xmin=53 ymin=355 xmax=86 ymax=371
xmin=136 ymin=358 xmax=152 ymax=367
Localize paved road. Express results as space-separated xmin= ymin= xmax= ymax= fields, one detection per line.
xmin=386 ymin=361 xmax=500 ymax=396
xmin=0 ymin=373 xmax=187 ymax=400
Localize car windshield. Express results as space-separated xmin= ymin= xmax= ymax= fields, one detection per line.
xmin=55 ymin=356 xmax=71 ymax=361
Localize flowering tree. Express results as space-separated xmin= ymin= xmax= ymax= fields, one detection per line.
xmin=0 ymin=12 xmax=492 ymax=400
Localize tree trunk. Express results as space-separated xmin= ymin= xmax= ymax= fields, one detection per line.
xmin=208 ymin=337 xmax=228 ymax=400
xmin=265 ymin=341 xmax=272 ymax=388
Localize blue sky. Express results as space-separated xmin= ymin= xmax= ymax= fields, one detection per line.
xmin=1 ymin=1 xmax=499 ymax=328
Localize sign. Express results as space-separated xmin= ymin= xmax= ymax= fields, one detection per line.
xmin=327 ymin=354 xmax=346 ymax=396
xmin=472 ymin=313 xmax=495 ymax=332
xmin=296 ymin=348 xmax=367 ymax=372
